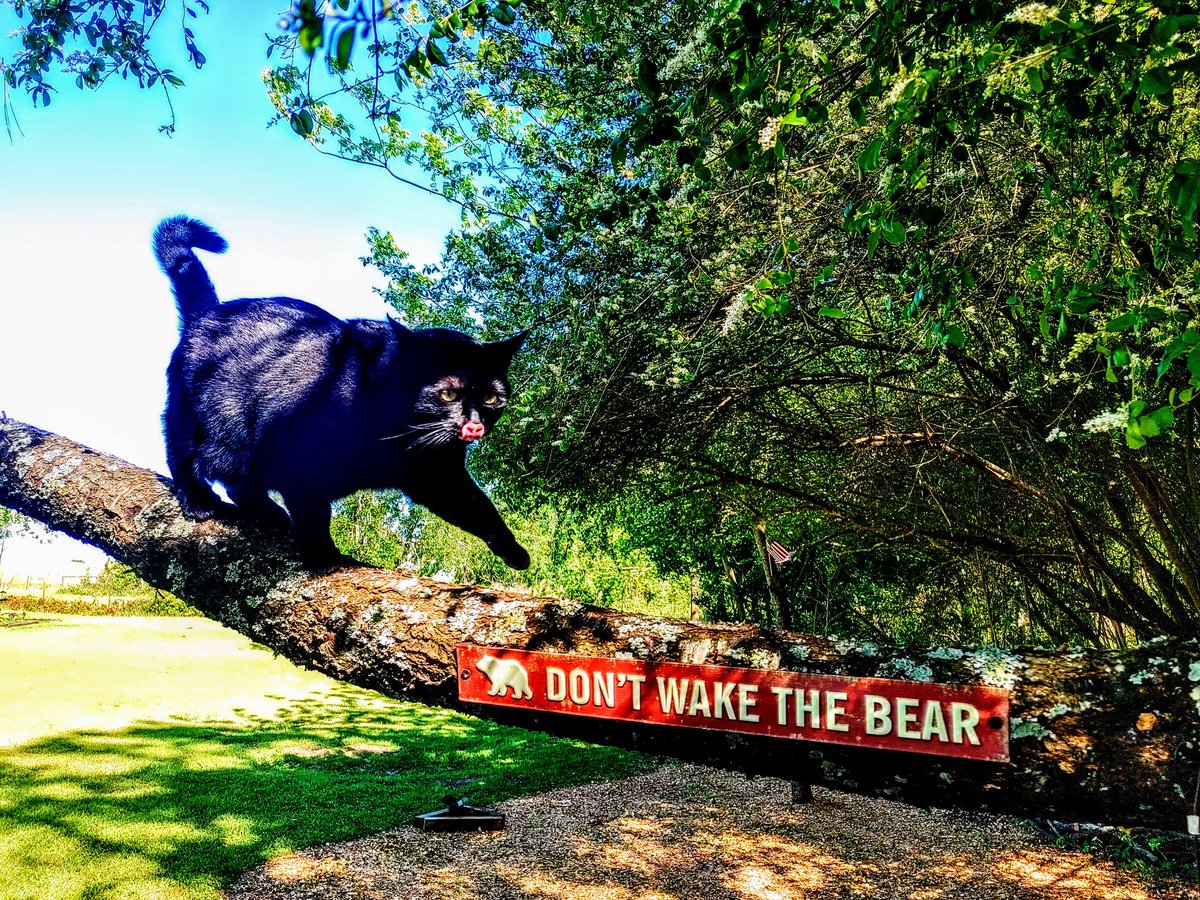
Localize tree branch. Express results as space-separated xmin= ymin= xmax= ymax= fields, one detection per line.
xmin=1 ymin=417 xmax=1198 ymax=829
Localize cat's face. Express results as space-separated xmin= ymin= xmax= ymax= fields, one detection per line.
xmin=399 ymin=325 xmax=524 ymax=449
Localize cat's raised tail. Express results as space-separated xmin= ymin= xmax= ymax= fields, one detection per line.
xmin=153 ymin=215 xmax=228 ymax=325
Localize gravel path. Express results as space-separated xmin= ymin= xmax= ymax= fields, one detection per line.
xmin=226 ymin=764 xmax=1198 ymax=900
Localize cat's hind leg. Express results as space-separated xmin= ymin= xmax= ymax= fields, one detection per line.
xmin=277 ymin=488 xmax=340 ymax=565
xmin=225 ymin=480 xmax=293 ymax=533
xmin=164 ymin=403 xmax=229 ymax=521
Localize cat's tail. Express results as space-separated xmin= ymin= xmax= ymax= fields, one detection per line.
xmin=153 ymin=215 xmax=228 ymax=325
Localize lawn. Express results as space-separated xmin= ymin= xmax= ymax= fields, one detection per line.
xmin=0 ymin=614 xmax=654 ymax=900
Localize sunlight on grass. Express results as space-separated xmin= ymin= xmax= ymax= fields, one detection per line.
xmin=0 ymin=616 xmax=343 ymax=749
xmin=0 ymin=614 xmax=653 ymax=900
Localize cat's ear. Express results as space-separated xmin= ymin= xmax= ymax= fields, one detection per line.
xmin=388 ymin=317 xmax=414 ymax=344
xmin=488 ymin=331 xmax=526 ymax=368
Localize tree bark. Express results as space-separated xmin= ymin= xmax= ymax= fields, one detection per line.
xmin=1 ymin=417 xmax=1198 ymax=830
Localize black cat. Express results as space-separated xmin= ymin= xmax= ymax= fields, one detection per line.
xmin=153 ymin=214 xmax=530 ymax=569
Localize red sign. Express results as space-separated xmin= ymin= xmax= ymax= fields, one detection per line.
xmin=456 ymin=644 xmax=1009 ymax=762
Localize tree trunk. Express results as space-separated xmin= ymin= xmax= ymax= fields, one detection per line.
xmin=1 ymin=417 xmax=1198 ymax=830
xmin=753 ymin=521 xmax=790 ymax=629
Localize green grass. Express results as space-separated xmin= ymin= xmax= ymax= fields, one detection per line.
xmin=0 ymin=615 xmax=654 ymax=900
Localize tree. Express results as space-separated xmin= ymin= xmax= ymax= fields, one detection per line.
xmin=3 ymin=415 xmax=1199 ymax=830
xmin=0 ymin=504 xmax=39 ymax=575
xmin=275 ymin=0 xmax=1200 ymax=645
xmin=0 ymin=0 xmax=211 ymax=134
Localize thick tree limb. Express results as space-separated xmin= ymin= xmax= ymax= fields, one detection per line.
xmin=2 ymin=417 xmax=1199 ymax=830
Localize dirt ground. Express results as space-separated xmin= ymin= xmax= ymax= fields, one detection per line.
xmin=225 ymin=764 xmax=1200 ymax=900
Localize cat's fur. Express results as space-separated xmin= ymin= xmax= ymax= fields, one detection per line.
xmin=153 ymin=214 xmax=529 ymax=569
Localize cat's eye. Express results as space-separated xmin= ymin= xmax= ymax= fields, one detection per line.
xmin=439 ymin=388 xmax=458 ymax=403
xmin=483 ymin=392 xmax=503 ymax=406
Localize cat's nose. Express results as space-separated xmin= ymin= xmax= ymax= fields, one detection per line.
xmin=461 ymin=421 xmax=486 ymax=441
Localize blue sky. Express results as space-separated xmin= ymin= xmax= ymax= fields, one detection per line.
xmin=0 ymin=3 xmax=460 ymax=576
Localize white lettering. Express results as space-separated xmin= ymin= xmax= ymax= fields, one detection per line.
xmin=657 ymin=677 xmax=690 ymax=715
xmin=825 ymin=691 xmax=850 ymax=732
xmin=593 ymin=671 xmax=615 ymax=708
xmin=864 ymin=695 xmax=892 ymax=736
xmin=626 ymin=674 xmax=646 ymax=710
xmin=546 ymin=667 xmax=566 ymax=702
xmin=569 ymin=668 xmax=590 ymax=705
xmin=795 ymin=689 xmax=821 ymax=728
xmin=738 ymin=684 xmax=760 ymax=722
xmin=772 ymin=686 xmax=792 ymax=725
xmin=714 ymin=681 xmax=737 ymax=719
xmin=921 ymin=701 xmax=949 ymax=741
xmin=687 ymin=680 xmax=712 ymax=717
xmin=896 ymin=698 xmax=920 ymax=739
xmin=951 ymin=702 xmax=980 ymax=745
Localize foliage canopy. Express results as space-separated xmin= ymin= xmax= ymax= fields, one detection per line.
xmin=285 ymin=0 xmax=1200 ymax=645
xmin=9 ymin=0 xmax=1200 ymax=645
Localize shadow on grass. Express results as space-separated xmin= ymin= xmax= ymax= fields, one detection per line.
xmin=0 ymin=684 xmax=653 ymax=900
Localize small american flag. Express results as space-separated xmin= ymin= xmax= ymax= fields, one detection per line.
xmin=767 ymin=540 xmax=791 ymax=565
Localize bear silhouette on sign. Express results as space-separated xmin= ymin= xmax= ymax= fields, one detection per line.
xmin=476 ymin=654 xmax=534 ymax=700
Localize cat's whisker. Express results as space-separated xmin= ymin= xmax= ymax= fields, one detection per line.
xmin=380 ymin=423 xmax=455 ymax=450
xmin=411 ymin=430 xmax=453 ymax=449
xmin=379 ymin=423 xmax=444 ymax=442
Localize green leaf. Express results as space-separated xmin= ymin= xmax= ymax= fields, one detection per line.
xmin=1055 ymin=309 xmax=1067 ymax=342
xmin=1188 ymin=346 xmax=1200 ymax=380
xmin=724 ymin=138 xmax=751 ymax=171
xmin=676 ymin=145 xmax=701 ymax=167
xmin=882 ymin=220 xmax=906 ymax=244
xmin=610 ymin=134 xmax=628 ymax=172
xmin=289 ymin=110 xmax=315 ymax=136
xmin=1024 ymin=67 xmax=1043 ymax=93
xmin=1126 ymin=422 xmax=1147 ymax=449
xmin=736 ymin=71 xmax=768 ymax=103
xmin=426 ymin=39 xmax=448 ymax=67
xmin=637 ymin=57 xmax=659 ymax=96
xmin=299 ymin=22 xmax=323 ymax=55
xmin=405 ymin=44 xmax=432 ymax=77
xmin=1148 ymin=405 xmax=1175 ymax=433
xmin=334 ymin=27 xmax=354 ymax=70
xmin=491 ymin=2 xmax=516 ymax=25
xmin=1168 ymin=163 xmax=1200 ymax=238
xmin=818 ymin=306 xmax=846 ymax=318
xmin=848 ymin=96 xmax=866 ymax=126
xmin=1105 ymin=311 xmax=1139 ymax=332
xmin=858 ymin=136 xmax=884 ymax=173
xmin=1153 ymin=14 xmax=1199 ymax=44
xmin=1139 ymin=67 xmax=1173 ymax=96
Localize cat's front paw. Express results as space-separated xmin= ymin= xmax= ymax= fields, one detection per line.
xmin=491 ymin=540 xmax=530 ymax=570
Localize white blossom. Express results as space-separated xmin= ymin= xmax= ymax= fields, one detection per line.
xmin=1007 ymin=3 xmax=1058 ymax=25
xmin=1082 ymin=408 xmax=1128 ymax=433
xmin=758 ymin=116 xmax=783 ymax=150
